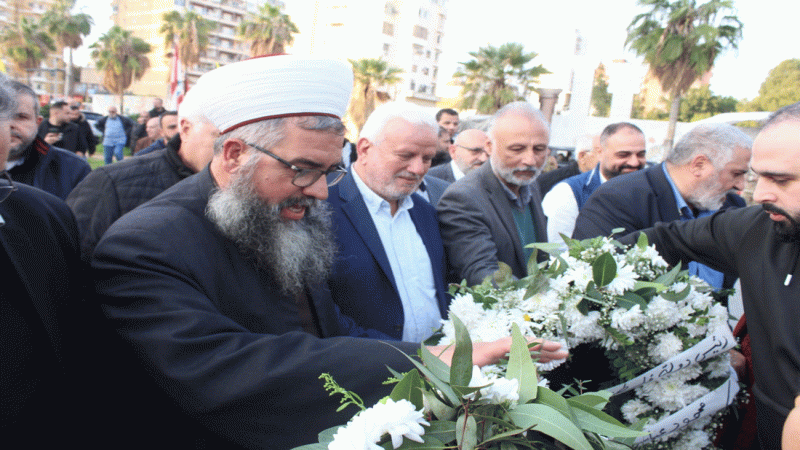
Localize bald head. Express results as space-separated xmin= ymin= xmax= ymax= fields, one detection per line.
xmin=450 ymin=129 xmax=489 ymax=174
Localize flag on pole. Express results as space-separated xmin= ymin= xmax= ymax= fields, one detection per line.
xmin=169 ymin=41 xmax=185 ymax=107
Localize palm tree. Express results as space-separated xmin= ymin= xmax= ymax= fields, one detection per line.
xmin=626 ymin=0 xmax=743 ymax=149
xmin=90 ymin=26 xmax=151 ymax=112
xmin=42 ymin=0 xmax=93 ymax=96
xmin=0 ymin=17 xmax=56 ymax=85
xmin=160 ymin=10 xmax=215 ymax=89
xmin=346 ymin=58 xmax=404 ymax=133
xmin=237 ymin=3 xmax=299 ymax=56
xmin=453 ymin=42 xmax=550 ymax=114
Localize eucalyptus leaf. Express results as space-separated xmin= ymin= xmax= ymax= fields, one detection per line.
xmin=423 ymin=420 xmax=457 ymax=443
xmin=493 ymin=262 xmax=514 ymax=286
xmin=390 ymin=369 xmax=423 ymax=410
xmin=617 ymin=291 xmax=648 ymax=310
xmin=422 ymin=391 xmax=456 ymax=421
xmin=534 ymin=386 xmax=574 ymax=421
xmin=654 ymin=261 xmax=682 ymax=286
xmin=456 ymin=414 xmax=478 ymax=450
xmin=526 ymin=249 xmax=539 ymax=276
xmin=317 ymin=426 xmax=340 ymax=444
xmin=610 ymin=227 xmax=626 ymax=237
xmin=528 ymin=241 xmax=563 ymax=254
xmin=292 ymin=444 xmax=328 ymax=450
xmin=592 ymin=252 xmax=617 ymax=287
xmin=636 ymin=231 xmax=649 ymax=250
xmin=507 ymin=403 xmax=594 ymax=450
xmin=420 ymin=343 xmax=451 ymax=383
xmin=566 ymin=391 xmax=611 ymax=410
xmin=660 ymin=282 xmax=691 ymax=301
xmin=410 ymin=347 xmax=459 ymax=405
xmin=506 ymin=323 xmax=538 ymax=403
xmin=449 ymin=315 xmax=473 ymax=388
xmin=566 ymin=399 xmax=645 ymax=438
xmin=632 ymin=281 xmax=665 ymax=294
xmin=391 ymin=436 xmax=446 ymax=449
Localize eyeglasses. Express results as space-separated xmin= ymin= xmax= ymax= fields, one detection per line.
xmin=69 ymin=105 xmax=79 ymax=110
xmin=456 ymin=144 xmax=488 ymax=155
xmin=244 ymin=141 xmax=347 ymax=188
xmin=0 ymin=171 xmax=18 ymax=203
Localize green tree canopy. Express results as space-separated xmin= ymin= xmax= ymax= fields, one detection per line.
xmin=678 ymin=85 xmax=737 ymax=121
xmin=160 ymin=10 xmax=215 ymax=89
xmin=453 ymin=42 xmax=550 ymax=114
xmin=744 ymin=59 xmax=800 ymax=112
xmin=0 ymin=17 xmax=56 ymax=84
xmin=42 ymin=0 xmax=93 ymax=96
xmin=591 ymin=63 xmax=612 ymax=117
xmin=626 ymin=0 xmax=743 ymax=149
xmin=237 ymin=3 xmax=299 ymax=56
xmin=346 ymin=58 xmax=403 ymax=133
xmin=91 ymin=25 xmax=151 ymax=111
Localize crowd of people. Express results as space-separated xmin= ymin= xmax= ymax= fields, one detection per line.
xmin=1 ymin=54 xmax=798 ymax=450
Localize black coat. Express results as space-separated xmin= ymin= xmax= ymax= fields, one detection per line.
xmin=36 ymin=119 xmax=88 ymax=154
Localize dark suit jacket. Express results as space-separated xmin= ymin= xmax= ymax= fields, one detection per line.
xmin=0 ymin=183 xmax=91 ymax=444
xmin=437 ymin=161 xmax=548 ymax=286
xmin=427 ymin=162 xmax=456 ymax=183
xmin=421 ymin=174 xmax=450 ymax=206
xmin=92 ymin=168 xmax=417 ymax=449
xmin=537 ymin=160 xmax=580 ymax=196
xmin=327 ymin=170 xmax=450 ymax=340
xmin=572 ymin=162 xmax=746 ymax=288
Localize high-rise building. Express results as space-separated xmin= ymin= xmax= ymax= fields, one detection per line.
xmin=111 ymin=0 xmax=276 ymax=99
xmin=284 ymin=0 xmax=449 ymax=107
xmin=0 ymin=0 xmax=68 ymax=98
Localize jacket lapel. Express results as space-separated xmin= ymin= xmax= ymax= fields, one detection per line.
xmin=480 ymin=163 xmax=525 ymax=269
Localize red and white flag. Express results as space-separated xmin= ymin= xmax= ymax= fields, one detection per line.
xmin=169 ymin=41 xmax=185 ymax=107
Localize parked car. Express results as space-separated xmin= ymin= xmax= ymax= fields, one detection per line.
xmin=82 ymin=110 xmax=103 ymax=140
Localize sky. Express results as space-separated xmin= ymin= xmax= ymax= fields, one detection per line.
xmin=73 ymin=0 xmax=798 ymax=101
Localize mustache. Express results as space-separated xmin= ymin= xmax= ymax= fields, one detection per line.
xmin=619 ymin=164 xmax=643 ymax=171
xmin=512 ymin=166 xmax=538 ymax=173
xmin=278 ymin=197 xmax=317 ymax=209
xmin=395 ymin=171 xmax=422 ymax=181
xmin=762 ymin=203 xmax=796 ymax=221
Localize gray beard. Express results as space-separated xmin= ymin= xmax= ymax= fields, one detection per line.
xmin=206 ymin=168 xmax=336 ymax=297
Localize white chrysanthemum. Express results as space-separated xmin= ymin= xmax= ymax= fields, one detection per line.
xmin=620 ymin=398 xmax=652 ymax=423
xmin=644 ymin=296 xmax=683 ymax=330
xmin=564 ymin=309 xmax=604 ymax=344
xmin=685 ymin=321 xmax=709 ymax=338
xmin=672 ymin=428 xmax=711 ymax=450
xmin=648 ymin=332 xmax=684 ymax=362
xmin=639 ymin=245 xmax=669 ymax=268
xmin=330 ymin=399 xmax=430 ymax=450
xmin=707 ymin=354 xmax=733 ymax=379
xmin=687 ymin=289 xmax=713 ymax=311
xmin=464 ymin=365 xmax=520 ymax=406
xmin=606 ymin=263 xmax=638 ymax=295
xmin=638 ymin=373 xmax=710 ymax=411
xmin=561 ymin=261 xmax=594 ymax=290
xmin=610 ymin=304 xmax=645 ymax=332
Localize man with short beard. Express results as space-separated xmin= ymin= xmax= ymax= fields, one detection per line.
xmin=437 ymin=102 xmax=550 ymax=286
xmin=542 ymin=122 xmax=646 ymax=245
xmin=574 ymin=123 xmax=751 ymax=291
xmin=326 ymin=102 xmax=450 ymax=341
xmin=428 ymin=128 xmax=490 ymax=183
xmin=5 ymin=81 xmax=90 ymax=199
xmin=91 ymin=56 xmax=567 ymax=449
xmin=619 ymin=101 xmax=800 ymax=450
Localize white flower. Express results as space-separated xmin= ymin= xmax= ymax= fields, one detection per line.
xmin=672 ymin=428 xmax=711 ymax=450
xmin=638 ymin=372 xmax=710 ymax=411
xmin=610 ymin=304 xmax=645 ymax=332
xmin=648 ymin=332 xmax=684 ymax=362
xmin=328 ymin=399 xmax=429 ymax=450
xmin=620 ymin=398 xmax=652 ymax=423
xmin=644 ymin=296 xmax=682 ymax=331
xmin=605 ymin=264 xmax=638 ymax=295
xmin=463 ymin=365 xmax=520 ymax=406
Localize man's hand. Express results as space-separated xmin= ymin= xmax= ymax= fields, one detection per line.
xmin=427 ymin=337 xmax=568 ymax=367
xmin=44 ymin=132 xmax=60 ymax=145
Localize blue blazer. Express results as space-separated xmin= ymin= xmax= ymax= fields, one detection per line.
xmin=326 ymin=170 xmax=450 ymax=340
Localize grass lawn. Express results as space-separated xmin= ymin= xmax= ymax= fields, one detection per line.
xmin=88 ymin=143 xmax=133 ymax=170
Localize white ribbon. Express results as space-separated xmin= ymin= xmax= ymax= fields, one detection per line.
xmin=607 ymin=324 xmax=737 ymax=395
xmin=636 ymin=367 xmax=740 ymax=444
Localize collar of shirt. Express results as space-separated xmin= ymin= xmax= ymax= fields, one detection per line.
xmin=450 ymin=160 xmax=466 ymax=181
xmin=661 ymin=163 xmax=713 ymax=219
xmin=499 ymin=178 xmax=533 ymax=210
xmin=587 ymin=164 xmax=607 ymax=186
xmin=351 ymin=168 xmax=415 ymax=217
xmin=5 ymin=158 xmax=23 ymax=170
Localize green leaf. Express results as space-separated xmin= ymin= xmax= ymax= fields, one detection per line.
xmin=526 ymin=249 xmax=540 ymax=276
xmin=610 ymin=227 xmax=626 ymax=237
xmin=420 ymin=344 xmax=451 ymax=383
xmin=616 ymin=291 xmax=648 ymax=310
xmin=456 ymin=414 xmax=478 ymax=450
xmin=592 ymin=252 xmax=617 ymax=287
xmin=528 ymin=241 xmax=563 ymax=255
xmin=567 ymin=391 xmax=611 ymax=410
xmin=292 ymin=444 xmax=328 ymax=450
xmin=422 ymin=391 xmax=456 ymax=421
xmin=392 ymin=436 xmax=446 ymax=449
xmin=449 ymin=315 xmax=473 ymax=388
xmin=506 ymin=323 xmax=538 ymax=403
xmin=636 ymin=231 xmax=649 ymax=250
xmin=423 ymin=420 xmax=457 ymax=443
xmin=566 ymin=399 xmax=646 ymax=438
xmin=654 ymin=261 xmax=682 ymax=286
xmin=412 ymin=347 xmax=459 ymax=405
xmin=493 ymin=262 xmax=514 ymax=285
xmin=317 ymin=426 xmax=340 ymax=445
xmin=660 ymin=282 xmax=692 ymax=301
xmin=534 ymin=386 xmax=574 ymax=420
xmin=508 ymin=403 xmax=594 ymax=450
xmin=606 ymin=327 xmax=633 ymax=346
xmin=390 ymin=369 xmax=423 ymax=410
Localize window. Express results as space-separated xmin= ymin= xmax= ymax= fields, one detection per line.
xmin=382 ymin=21 xmax=394 ymax=36
xmin=411 ymin=65 xmax=417 ymax=73
xmin=422 ymin=67 xmax=429 ymax=76
xmin=409 ymin=80 xmax=416 ymax=90
xmin=382 ymin=43 xmax=391 ymax=56
xmin=419 ymin=84 xmax=428 ymax=93
xmin=413 ymin=25 xmax=428 ymax=40
xmin=412 ymin=44 xmax=424 ymax=55
xmin=418 ymin=8 xmax=429 ymax=19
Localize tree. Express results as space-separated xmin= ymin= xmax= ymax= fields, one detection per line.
xmin=160 ymin=10 xmax=215 ymax=90
xmin=42 ymin=0 xmax=93 ymax=96
xmin=237 ymin=3 xmax=299 ymax=56
xmin=678 ymin=85 xmax=737 ymax=121
xmin=90 ymin=26 xmax=151 ymax=112
xmin=346 ymin=58 xmax=403 ymax=133
xmin=0 ymin=17 xmax=56 ymax=85
xmin=744 ymin=59 xmax=800 ymax=112
xmin=453 ymin=42 xmax=550 ymax=114
xmin=626 ymin=0 xmax=743 ymax=149
xmin=591 ymin=63 xmax=612 ymax=117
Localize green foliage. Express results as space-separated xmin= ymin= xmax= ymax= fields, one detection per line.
xmin=346 ymin=58 xmax=404 ymax=133
xmin=237 ymin=3 xmax=299 ymax=56
xmin=743 ymin=59 xmax=800 ymax=111
xmin=591 ymin=64 xmax=612 ymax=117
xmin=319 ymin=373 xmax=365 ymax=413
xmin=0 ymin=17 xmax=56 ymax=82
xmin=454 ymin=42 xmax=550 ymax=114
xmin=90 ymin=26 xmax=151 ymax=110
xmin=678 ymin=85 xmax=738 ymax=121
xmin=160 ymin=10 xmax=215 ymax=88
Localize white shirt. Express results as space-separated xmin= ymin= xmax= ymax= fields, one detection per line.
xmin=351 ymin=169 xmax=441 ymax=342
xmin=450 ymin=160 xmax=466 ymax=181
xmin=541 ymin=168 xmax=606 ymax=247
